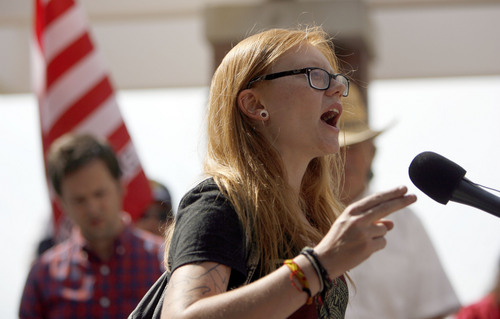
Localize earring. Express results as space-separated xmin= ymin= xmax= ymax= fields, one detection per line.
xmin=259 ymin=110 xmax=269 ymax=119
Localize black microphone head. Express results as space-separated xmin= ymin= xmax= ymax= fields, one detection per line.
xmin=409 ymin=151 xmax=467 ymax=204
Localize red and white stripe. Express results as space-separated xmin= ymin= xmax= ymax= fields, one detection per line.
xmin=33 ymin=0 xmax=151 ymax=233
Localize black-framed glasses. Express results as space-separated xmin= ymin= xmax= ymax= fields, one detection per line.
xmin=247 ymin=67 xmax=350 ymax=97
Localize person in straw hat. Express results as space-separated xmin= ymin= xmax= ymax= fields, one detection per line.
xmin=340 ymin=84 xmax=461 ymax=319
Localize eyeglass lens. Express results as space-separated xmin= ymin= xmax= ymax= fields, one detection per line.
xmin=309 ymin=69 xmax=348 ymax=96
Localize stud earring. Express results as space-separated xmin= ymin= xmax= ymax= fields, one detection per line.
xmin=260 ymin=110 xmax=269 ymax=119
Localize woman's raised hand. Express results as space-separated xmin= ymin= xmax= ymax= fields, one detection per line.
xmin=314 ymin=186 xmax=417 ymax=279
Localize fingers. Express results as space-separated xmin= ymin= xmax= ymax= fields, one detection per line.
xmin=376 ymin=219 xmax=394 ymax=232
xmin=371 ymin=236 xmax=388 ymax=252
xmin=347 ymin=186 xmax=417 ymax=223
xmin=315 ymin=216 xmax=392 ymax=277
xmin=314 ymin=186 xmax=415 ymax=278
xmin=350 ymin=185 xmax=409 ymax=213
xmin=360 ymin=222 xmax=391 ymax=255
xmin=364 ymin=220 xmax=391 ymax=245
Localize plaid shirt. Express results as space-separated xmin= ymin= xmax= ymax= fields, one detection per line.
xmin=19 ymin=225 xmax=165 ymax=319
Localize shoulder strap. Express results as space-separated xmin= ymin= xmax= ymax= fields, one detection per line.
xmin=128 ymin=271 xmax=169 ymax=319
xmin=244 ymin=237 xmax=260 ymax=284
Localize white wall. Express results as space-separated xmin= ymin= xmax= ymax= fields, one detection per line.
xmin=369 ymin=76 xmax=500 ymax=304
xmin=1 ymin=0 xmax=499 ymax=93
xmin=369 ymin=3 xmax=500 ymax=79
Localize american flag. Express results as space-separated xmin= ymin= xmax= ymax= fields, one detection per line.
xmin=32 ymin=0 xmax=152 ymax=235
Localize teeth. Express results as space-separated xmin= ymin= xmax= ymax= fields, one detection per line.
xmin=323 ymin=109 xmax=339 ymax=121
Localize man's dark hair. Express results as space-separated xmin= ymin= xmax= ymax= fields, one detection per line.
xmin=47 ymin=134 xmax=122 ymax=195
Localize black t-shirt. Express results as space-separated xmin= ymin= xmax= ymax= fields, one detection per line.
xmin=167 ymin=178 xmax=248 ymax=288
xmin=167 ymin=178 xmax=348 ymax=318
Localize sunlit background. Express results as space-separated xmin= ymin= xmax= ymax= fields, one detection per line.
xmin=2 ymin=77 xmax=500 ymax=318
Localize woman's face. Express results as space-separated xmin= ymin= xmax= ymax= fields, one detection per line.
xmin=255 ymin=43 xmax=344 ymax=165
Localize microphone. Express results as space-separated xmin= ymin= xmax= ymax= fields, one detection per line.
xmin=409 ymin=151 xmax=500 ymax=218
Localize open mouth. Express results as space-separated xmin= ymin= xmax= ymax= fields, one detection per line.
xmin=321 ymin=109 xmax=340 ymax=127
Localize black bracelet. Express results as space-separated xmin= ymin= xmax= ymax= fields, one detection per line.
xmin=300 ymin=249 xmax=324 ymax=293
xmin=302 ymin=286 xmax=312 ymax=299
xmin=300 ymin=247 xmax=331 ymax=291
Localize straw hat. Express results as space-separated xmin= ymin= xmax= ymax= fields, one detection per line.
xmin=339 ymin=84 xmax=385 ymax=147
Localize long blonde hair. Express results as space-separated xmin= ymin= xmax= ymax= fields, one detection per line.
xmin=167 ymin=26 xmax=345 ymax=275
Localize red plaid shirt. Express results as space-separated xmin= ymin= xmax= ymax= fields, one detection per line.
xmin=19 ymin=225 xmax=165 ymax=319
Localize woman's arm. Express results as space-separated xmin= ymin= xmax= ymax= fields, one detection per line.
xmin=161 ymin=186 xmax=416 ymax=319
xmin=161 ymin=255 xmax=321 ymax=319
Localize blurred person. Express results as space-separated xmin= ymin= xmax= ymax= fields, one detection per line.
xmin=340 ymin=85 xmax=461 ymax=319
xmin=35 ymin=211 xmax=74 ymax=257
xmin=130 ymin=26 xmax=416 ymax=319
xmin=19 ymin=134 xmax=164 ymax=319
xmin=455 ymin=255 xmax=500 ymax=318
xmin=135 ymin=179 xmax=174 ymax=237
xmin=35 ymin=215 xmax=55 ymax=257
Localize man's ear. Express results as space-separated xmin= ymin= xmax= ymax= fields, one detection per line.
xmin=369 ymin=139 xmax=377 ymax=161
xmin=237 ymin=89 xmax=266 ymax=121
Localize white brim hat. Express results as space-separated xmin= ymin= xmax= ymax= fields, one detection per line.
xmin=339 ymin=84 xmax=388 ymax=147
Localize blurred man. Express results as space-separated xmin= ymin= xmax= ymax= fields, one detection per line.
xmin=19 ymin=134 xmax=164 ymax=319
xmin=341 ymin=85 xmax=461 ymax=319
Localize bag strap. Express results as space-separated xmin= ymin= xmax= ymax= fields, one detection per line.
xmin=244 ymin=237 xmax=259 ymax=284
xmin=128 ymin=271 xmax=169 ymax=319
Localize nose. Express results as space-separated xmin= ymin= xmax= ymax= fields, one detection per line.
xmin=326 ymin=77 xmax=346 ymax=97
xmin=85 ymin=197 xmax=102 ymax=217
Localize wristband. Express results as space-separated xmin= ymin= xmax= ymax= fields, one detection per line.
xmin=283 ymin=259 xmax=313 ymax=305
xmin=300 ymin=247 xmax=331 ymax=292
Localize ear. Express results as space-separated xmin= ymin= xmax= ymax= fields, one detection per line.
xmin=237 ymin=89 xmax=267 ymax=121
xmin=369 ymin=139 xmax=376 ymax=160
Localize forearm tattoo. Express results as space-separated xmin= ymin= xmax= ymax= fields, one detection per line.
xmin=169 ymin=263 xmax=229 ymax=309
xmin=188 ymin=263 xmax=228 ymax=295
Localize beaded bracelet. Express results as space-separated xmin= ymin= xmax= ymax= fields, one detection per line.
xmin=283 ymin=259 xmax=313 ymax=305
xmin=300 ymin=247 xmax=331 ymax=293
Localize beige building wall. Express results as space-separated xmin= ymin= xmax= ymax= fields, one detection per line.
xmin=0 ymin=0 xmax=499 ymax=94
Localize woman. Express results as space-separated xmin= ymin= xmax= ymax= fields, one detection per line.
xmin=159 ymin=27 xmax=416 ymax=318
